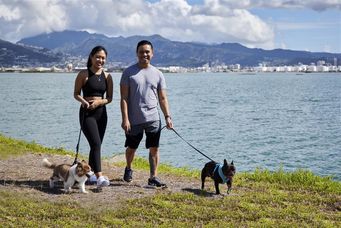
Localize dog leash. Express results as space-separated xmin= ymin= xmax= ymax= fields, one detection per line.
xmin=73 ymin=128 xmax=81 ymax=165
xmin=162 ymin=126 xmax=215 ymax=162
xmin=73 ymin=109 xmax=86 ymax=165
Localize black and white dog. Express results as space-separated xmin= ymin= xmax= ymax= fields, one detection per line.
xmin=201 ymin=159 xmax=236 ymax=194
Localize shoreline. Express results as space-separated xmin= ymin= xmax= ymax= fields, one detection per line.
xmin=1 ymin=69 xmax=341 ymax=74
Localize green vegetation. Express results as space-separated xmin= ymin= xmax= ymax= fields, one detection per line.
xmin=0 ymin=133 xmax=72 ymax=159
xmin=0 ymin=134 xmax=340 ymax=227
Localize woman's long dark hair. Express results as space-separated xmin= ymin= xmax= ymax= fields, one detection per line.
xmin=86 ymin=46 xmax=108 ymax=69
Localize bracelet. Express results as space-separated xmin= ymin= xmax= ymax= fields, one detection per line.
xmin=165 ymin=115 xmax=171 ymax=119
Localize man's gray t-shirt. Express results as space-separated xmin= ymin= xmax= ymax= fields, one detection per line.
xmin=120 ymin=63 xmax=167 ymax=125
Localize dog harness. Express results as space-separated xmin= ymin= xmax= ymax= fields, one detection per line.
xmin=214 ymin=164 xmax=229 ymax=184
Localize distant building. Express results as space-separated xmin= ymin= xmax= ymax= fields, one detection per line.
xmin=317 ymin=60 xmax=325 ymax=66
xmin=66 ymin=63 xmax=73 ymax=72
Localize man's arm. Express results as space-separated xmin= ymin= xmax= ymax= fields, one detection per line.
xmin=158 ymin=89 xmax=173 ymax=129
xmin=120 ymin=85 xmax=130 ymax=133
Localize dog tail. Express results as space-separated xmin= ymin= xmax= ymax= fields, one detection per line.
xmin=42 ymin=158 xmax=56 ymax=169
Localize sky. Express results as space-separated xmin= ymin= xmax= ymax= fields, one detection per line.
xmin=0 ymin=0 xmax=340 ymax=53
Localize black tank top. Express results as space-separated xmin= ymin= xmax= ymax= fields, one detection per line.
xmin=82 ymin=69 xmax=107 ymax=98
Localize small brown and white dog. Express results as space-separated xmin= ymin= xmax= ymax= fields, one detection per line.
xmin=42 ymin=158 xmax=93 ymax=193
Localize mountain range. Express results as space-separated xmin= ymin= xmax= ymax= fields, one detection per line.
xmin=1 ymin=30 xmax=340 ymax=67
xmin=0 ymin=39 xmax=60 ymax=67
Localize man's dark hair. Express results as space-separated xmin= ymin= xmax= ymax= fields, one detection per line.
xmin=136 ymin=40 xmax=153 ymax=53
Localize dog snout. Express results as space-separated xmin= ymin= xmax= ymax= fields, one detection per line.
xmin=86 ymin=171 xmax=94 ymax=178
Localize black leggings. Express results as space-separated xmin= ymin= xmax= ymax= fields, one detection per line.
xmin=79 ymin=106 xmax=107 ymax=173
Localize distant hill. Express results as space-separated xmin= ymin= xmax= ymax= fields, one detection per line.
xmin=14 ymin=30 xmax=341 ymax=67
xmin=0 ymin=39 xmax=61 ymax=67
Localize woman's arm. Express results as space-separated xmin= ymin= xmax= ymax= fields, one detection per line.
xmin=73 ymin=70 xmax=89 ymax=108
xmin=103 ymin=73 xmax=113 ymax=105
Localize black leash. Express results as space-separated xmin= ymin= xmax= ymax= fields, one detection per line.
xmin=163 ymin=126 xmax=215 ymax=162
xmin=73 ymin=128 xmax=82 ymax=165
xmin=73 ymin=120 xmax=216 ymax=164
xmin=73 ymin=109 xmax=86 ymax=165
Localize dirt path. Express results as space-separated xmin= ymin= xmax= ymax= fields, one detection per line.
xmin=0 ymin=153 xmax=210 ymax=210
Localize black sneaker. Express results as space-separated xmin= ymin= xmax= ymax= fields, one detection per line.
xmin=123 ymin=167 xmax=133 ymax=182
xmin=148 ymin=177 xmax=167 ymax=188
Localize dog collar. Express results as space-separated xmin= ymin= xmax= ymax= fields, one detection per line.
xmin=214 ymin=164 xmax=229 ymax=184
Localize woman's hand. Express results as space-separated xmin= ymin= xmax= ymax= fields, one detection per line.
xmin=81 ymin=100 xmax=90 ymax=109
xmin=87 ymin=99 xmax=103 ymax=110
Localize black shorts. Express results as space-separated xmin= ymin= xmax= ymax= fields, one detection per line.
xmin=125 ymin=120 xmax=161 ymax=149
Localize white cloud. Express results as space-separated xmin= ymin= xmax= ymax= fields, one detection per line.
xmin=0 ymin=4 xmax=20 ymax=21
xmin=212 ymin=0 xmax=341 ymax=11
xmin=276 ymin=21 xmax=340 ymax=31
xmin=0 ymin=0 xmax=338 ymax=51
xmin=0 ymin=0 xmax=276 ymax=49
xmin=0 ymin=0 xmax=67 ymax=40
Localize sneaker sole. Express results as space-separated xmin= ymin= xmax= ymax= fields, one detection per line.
xmin=98 ymin=182 xmax=110 ymax=187
xmin=145 ymin=184 xmax=168 ymax=189
xmin=97 ymin=178 xmax=110 ymax=187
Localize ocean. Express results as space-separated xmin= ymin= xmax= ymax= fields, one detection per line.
xmin=0 ymin=72 xmax=340 ymax=180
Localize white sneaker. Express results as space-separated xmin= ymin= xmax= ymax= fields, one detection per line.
xmin=97 ymin=176 xmax=110 ymax=187
xmin=88 ymin=174 xmax=97 ymax=183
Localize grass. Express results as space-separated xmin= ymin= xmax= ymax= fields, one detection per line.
xmin=0 ymin=133 xmax=340 ymax=227
xmin=0 ymin=133 xmax=73 ymax=159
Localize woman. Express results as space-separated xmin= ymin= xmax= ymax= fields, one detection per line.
xmin=74 ymin=46 xmax=113 ymax=187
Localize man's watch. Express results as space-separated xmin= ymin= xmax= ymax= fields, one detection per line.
xmin=165 ymin=115 xmax=171 ymax=119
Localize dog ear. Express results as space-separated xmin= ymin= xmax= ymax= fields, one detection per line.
xmin=224 ymin=159 xmax=228 ymax=166
xmin=231 ymin=160 xmax=234 ymax=165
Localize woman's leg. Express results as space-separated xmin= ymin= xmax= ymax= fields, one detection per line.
xmin=82 ymin=116 xmax=102 ymax=174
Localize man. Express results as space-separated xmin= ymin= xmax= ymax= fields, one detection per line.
xmin=120 ymin=40 xmax=173 ymax=187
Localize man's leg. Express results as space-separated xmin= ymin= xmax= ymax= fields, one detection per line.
xmin=123 ymin=125 xmax=143 ymax=182
xmin=149 ymin=147 xmax=159 ymax=178
xmin=146 ymin=121 xmax=165 ymax=187
xmin=126 ymin=147 xmax=136 ymax=169
xmin=123 ymin=147 xmax=136 ymax=182
xmin=148 ymin=147 xmax=166 ymax=187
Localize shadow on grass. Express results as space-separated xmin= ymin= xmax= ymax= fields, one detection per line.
xmin=182 ymin=187 xmax=216 ymax=197
xmin=0 ymin=179 xmax=65 ymax=194
xmin=0 ymin=179 xmax=105 ymax=194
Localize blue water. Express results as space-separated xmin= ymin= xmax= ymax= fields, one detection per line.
xmin=0 ymin=72 xmax=340 ymax=180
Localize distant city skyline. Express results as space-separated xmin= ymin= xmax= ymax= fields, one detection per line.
xmin=0 ymin=0 xmax=340 ymax=53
